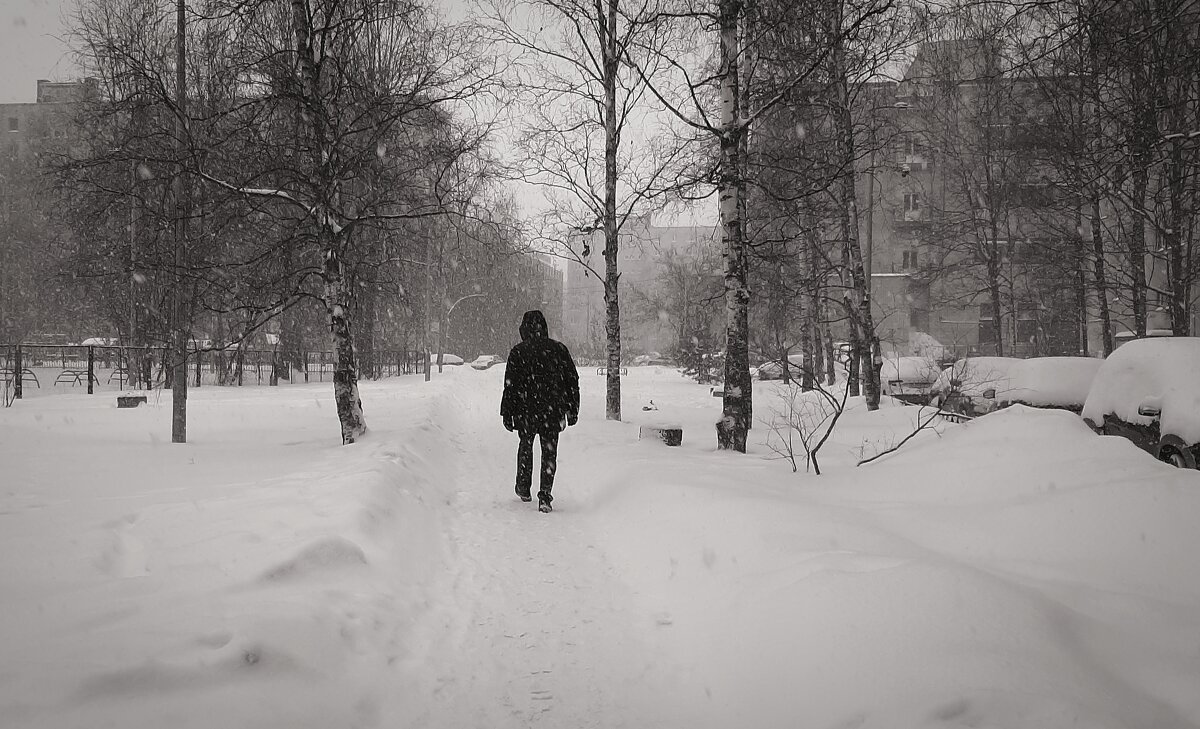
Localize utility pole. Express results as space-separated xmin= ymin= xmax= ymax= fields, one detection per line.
xmin=171 ymin=0 xmax=189 ymax=443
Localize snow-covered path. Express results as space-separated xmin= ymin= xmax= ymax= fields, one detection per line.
xmin=405 ymin=383 xmax=663 ymax=728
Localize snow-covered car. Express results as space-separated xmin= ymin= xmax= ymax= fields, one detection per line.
xmin=79 ymin=337 xmax=119 ymax=347
xmin=469 ymin=354 xmax=504 ymax=370
xmin=1081 ymin=337 xmax=1200 ymax=469
xmin=756 ymin=354 xmax=806 ymax=381
xmin=880 ymin=356 xmax=940 ymax=405
xmin=633 ymin=353 xmax=673 ymax=366
xmin=930 ymin=356 xmax=1022 ymax=416
xmin=430 ymin=353 xmax=464 ymax=366
xmin=998 ymin=356 xmax=1103 ymax=413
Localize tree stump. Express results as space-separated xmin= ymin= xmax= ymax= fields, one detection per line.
xmin=117 ymin=395 xmax=148 ymax=408
xmin=639 ymin=423 xmax=683 ymax=447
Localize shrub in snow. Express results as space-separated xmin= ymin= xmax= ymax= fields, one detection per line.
xmin=930 ymin=357 xmax=1022 ymax=415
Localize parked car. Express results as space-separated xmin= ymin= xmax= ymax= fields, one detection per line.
xmin=430 ymin=353 xmax=464 ymax=366
xmin=633 ymin=352 xmax=673 ymax=366
xmin=79 ymin=337 xmax=119 ymax=347
xmin=469 ymin=354 xmax=504 ymax=370
xmin=1082 ymin=337 xmax=1200 ymax=469
xmin=1112 ymin=329 xmax=1174 ymax=349
xmin=930 ymin=356 xmax=1022 ymax=416
xmin=997 ymin=356 xmax=1103 ymax=413
xmin=880 ymin=356 xmax=940 ymax=405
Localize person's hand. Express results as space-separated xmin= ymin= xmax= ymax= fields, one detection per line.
xmin=567 ymin=411 xmax=578 ymax=427
xmin=558 ymin=416 xmax=568 ymax=433
xmin=503 ymin=415 xmax=515 ymax=432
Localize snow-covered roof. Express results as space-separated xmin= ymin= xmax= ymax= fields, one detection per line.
xmin=1002 ymin=357 xmax=1102 ymax=408
xmin=1082 ymin=337 xmax=1200 ymax=442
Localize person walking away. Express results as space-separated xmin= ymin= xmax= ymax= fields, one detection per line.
xmin=501 ymin=310 xmax=580 ymax=513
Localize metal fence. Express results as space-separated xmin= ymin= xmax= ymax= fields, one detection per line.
xmin=1 ymin=344 xmax=426 ymax=402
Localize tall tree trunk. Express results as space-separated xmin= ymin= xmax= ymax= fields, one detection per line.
xmin=803 ymin=225 xmax=822 ymax=391
xmin=293 ymin=0 xmax=366 ymax=443
xmin=716 ymin=0 xmax=752 ymax=452
xmin=171 ymin=0 xmax=188 ymax=443
xmin=1128 ymin=169 xmax=1150 ymax=336
xmin=986 ymin=252 xmax=1005 ymax=355
xmin=831 ymin=17 xmax=878 ymax=408
xmin=1074 ymin=205 xmax=1090 ymax=355
xmin=1084 ymin=34 xmax=1115 ymax=355
xmin=1166 ymin=144 xmax=1191 ymax=335
xmin=358 ymin=266 xmax=377 ymax=379
xmin=325 ymin=247 xmax=366 ymax=443
xmin=1090 ymin=194 xmax=1115 ymax=354
xmin=602 ymin=0 xmax=622 ymax=421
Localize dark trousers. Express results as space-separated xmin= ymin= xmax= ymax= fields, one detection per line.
xmin=517 ymin=429 xmax=560 ymax=502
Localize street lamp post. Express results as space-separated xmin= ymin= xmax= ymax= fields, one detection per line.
xmin=436 ymin=292 xmax=486 ymax=373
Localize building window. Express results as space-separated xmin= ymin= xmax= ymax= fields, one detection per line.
xmin=901 ymin=249 xmax=919 ymax=270
xmin=978 ymin=304 xmax=996 ymax=345
xmin=7 ymin=117 xmax=18 ymax=132
xmin=903 ymin=193 xmax=921 ymax=212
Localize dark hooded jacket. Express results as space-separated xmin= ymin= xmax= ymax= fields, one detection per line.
xmin=501 ymin=310 xmax=580 ymax=433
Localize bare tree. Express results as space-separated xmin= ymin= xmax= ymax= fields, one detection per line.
xmin=480 ymin=0 xmax=682 ymax=421
xmin=63 ymin=0 xmax=500 ymax=443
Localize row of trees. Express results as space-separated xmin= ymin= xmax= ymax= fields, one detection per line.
xmin=8 ymin=0 xmax=1194 ymax=449
xmin=481 ymin=0 xmax=908 ymax=452
xmin=39 ymin=0 xmax=543 ymax=442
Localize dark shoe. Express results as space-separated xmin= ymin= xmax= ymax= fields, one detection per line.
xmin=516 ymin=485 xmax=532 ymax=502
xmin=538 ymin=499 xmax=553 ymax=513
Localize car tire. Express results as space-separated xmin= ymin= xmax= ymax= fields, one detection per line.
xmin=1157 ymin=444 xmax=1197 ymax=470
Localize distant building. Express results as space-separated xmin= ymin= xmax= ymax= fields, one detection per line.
xmin=1 ymin=79 xmax=95 ymax=343
xmin=1 ymin=79 xmax=93 ymax=160
xmin=855 ymin=40 xmax=1199 ymax=355
xmin=856 ymin=42 xmax=1086 ymax=358
xmin=514 ymin=252 xmax=564 ymax=337
xmin=562 ymin=218 xmax=718 ymax=360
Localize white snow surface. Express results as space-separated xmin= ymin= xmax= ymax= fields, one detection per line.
xmin=3 ymin=367 xmax=1200 ymax=728
xmin=1003 ymin=356 xmax=1103 ymax=408
xmin=1082 ymin=336 xmax=1200 ymax=441
xmin=880 ymin=356 xmax=940 ymax=384
xmin=931 ymin=356 xmax=1022 ymax=397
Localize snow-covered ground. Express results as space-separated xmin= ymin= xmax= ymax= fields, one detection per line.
xmin=2 ymin=366 xmax=1198 ymax=729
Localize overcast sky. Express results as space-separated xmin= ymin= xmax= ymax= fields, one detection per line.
xmin=1 ymin=0 xmax=75 ymax=103
xmin=0 ymin=0 xmax=475 ymax=103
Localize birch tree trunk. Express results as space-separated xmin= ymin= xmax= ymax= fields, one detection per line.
xmin=325 ymin=246 xmax=367 ymax=443
xmin=602 ymin=0 xmax=622 ymax=421
xmin=293 ymin=0 xmax=366 ymax=444
xmin=831 ymin=17 xmax=879 ymax=410
xmin=716 ymin=0 xmax=752 ymax=452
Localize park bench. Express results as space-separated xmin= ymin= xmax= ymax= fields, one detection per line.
xmin=1 ymin=367 xmax=40 ymax=388
xmin=55 ymin=368 xmax=100 ymax=387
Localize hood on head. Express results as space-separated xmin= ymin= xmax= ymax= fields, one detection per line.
xmin=519 ymin=310 xmax=548 ymax=341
